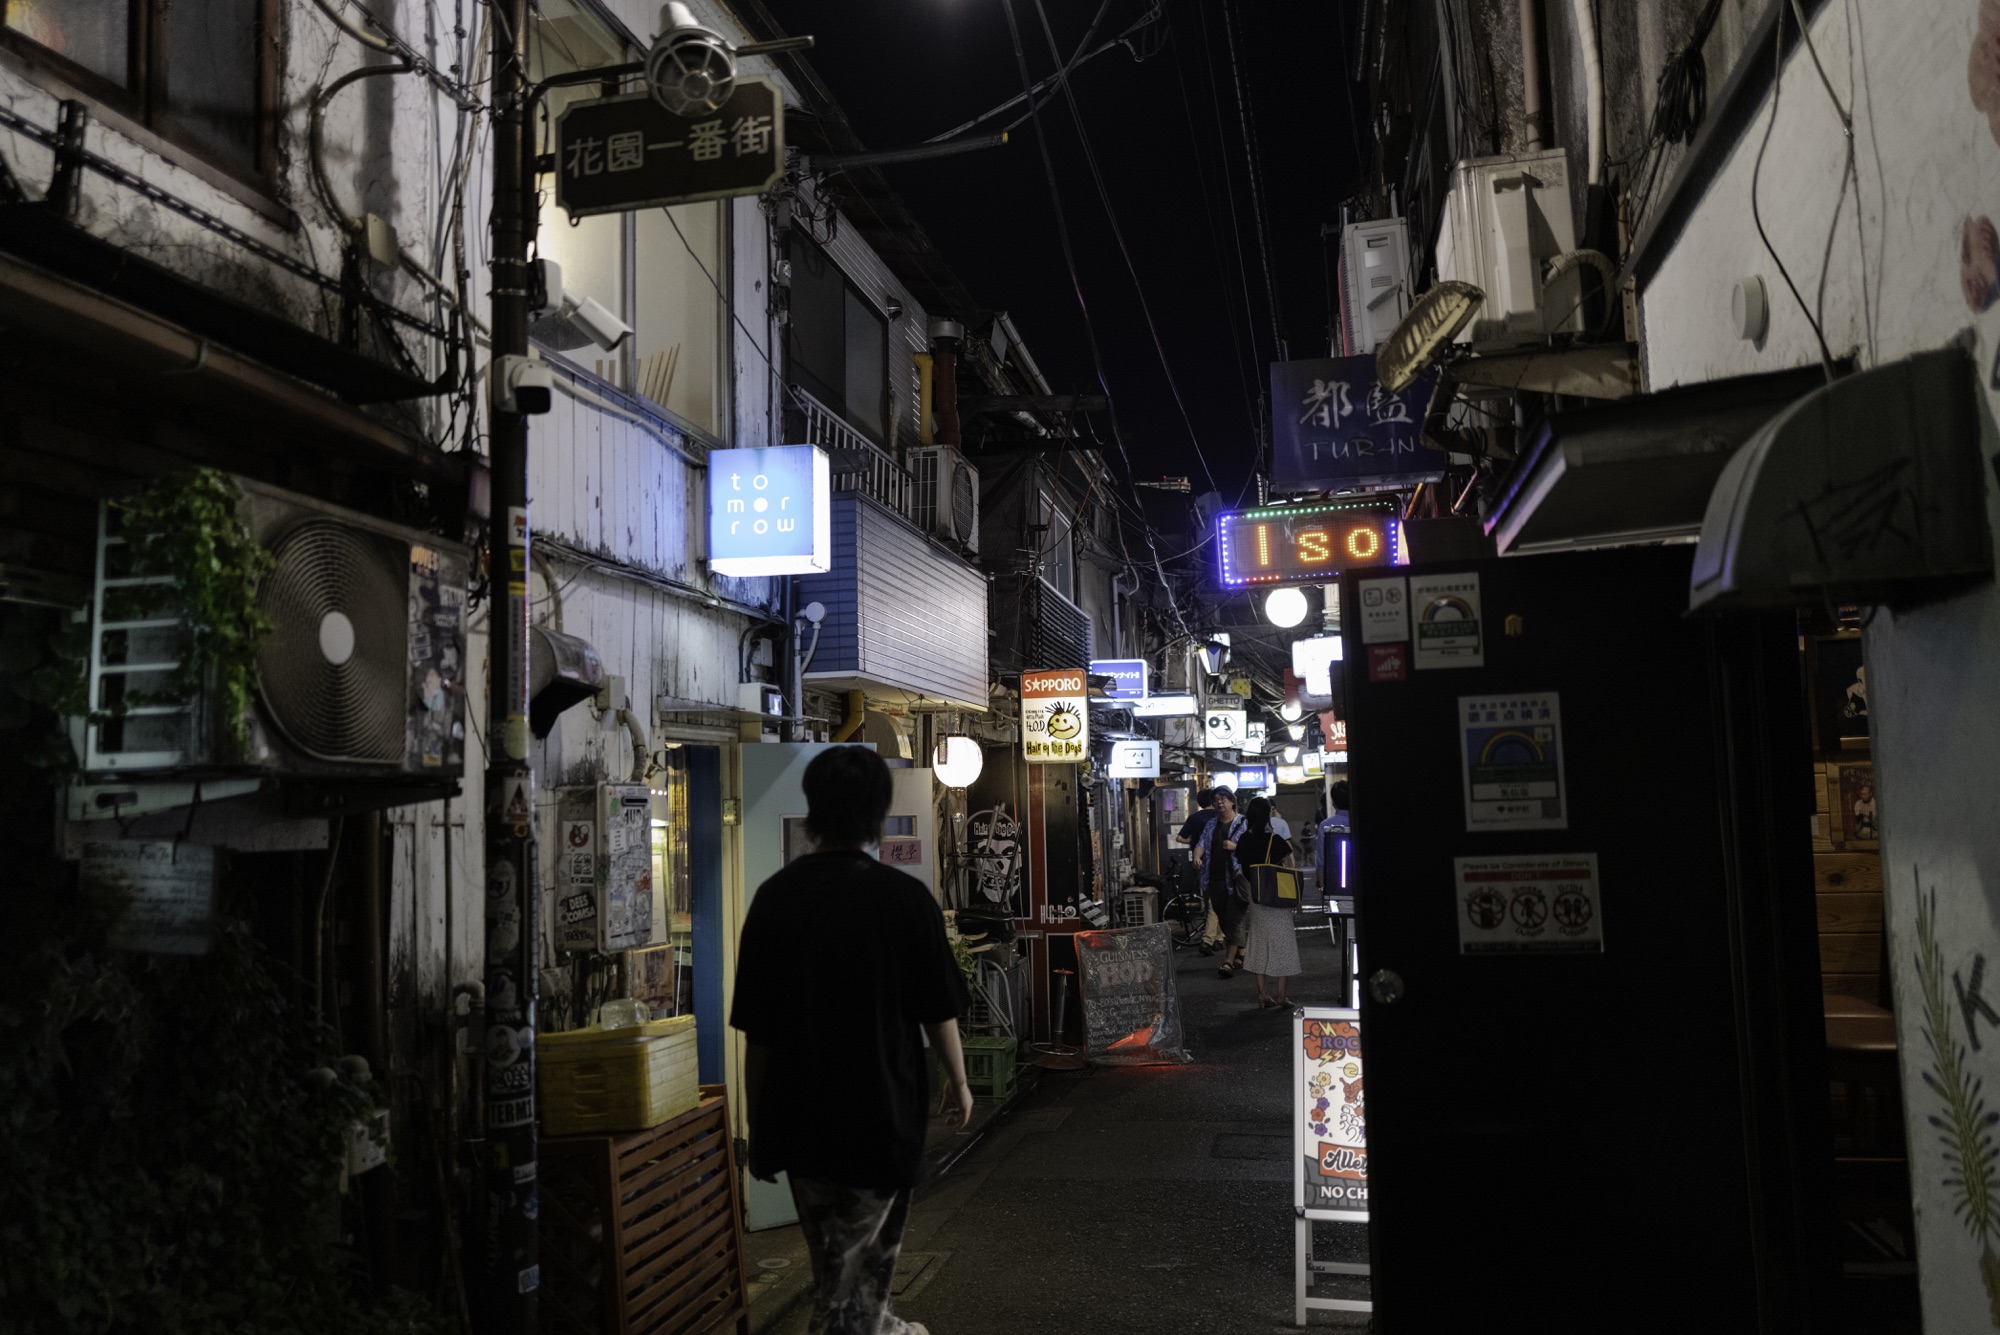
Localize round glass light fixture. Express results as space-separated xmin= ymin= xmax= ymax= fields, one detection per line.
xmin=1287 ymin=721 xmax=1307 ymax=741
xmin=932 ymin=736 xmax=984 ymax=789
xmin=1264 ymin=585 xmax=1309 ymax=628
xmin=1283 ymin=744 xmax=1301 ymax=764
xmin=1279 ymin=700 xmax=1304 ymax=722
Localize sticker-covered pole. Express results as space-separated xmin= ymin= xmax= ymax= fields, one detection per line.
xmin=479 ymin=0 xmax=539 ymax=1326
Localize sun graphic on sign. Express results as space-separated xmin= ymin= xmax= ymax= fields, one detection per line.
xmin=1045 ymin=701 xmax=1083 ymax=740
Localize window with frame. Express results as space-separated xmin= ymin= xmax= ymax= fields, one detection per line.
xmin=1038 ymin=490 xmax=1076 ymax=601
xmin=787 ymin=233 xmax=888 ymax=444
xmin=0 ymin=0 xmax=278 ymax=181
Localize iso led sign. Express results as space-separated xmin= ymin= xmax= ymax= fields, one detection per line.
xmin=1216 ymin=499 xmax=1400 ymax=586
xmin=707 ymin=445 xmax=830 ymax=577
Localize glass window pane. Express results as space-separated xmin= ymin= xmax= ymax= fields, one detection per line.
xmin=634 ymin=204 xmax=721 ymax=433
xmin=165 ymin=0 xmax=259 ymax=165
xmin=787 ymin=235 xmax=845 ymax=412
xmin=844 ymin=288 xmax=886 ymax=442
xmin=5 ymin=0 xmax=129 ymax=85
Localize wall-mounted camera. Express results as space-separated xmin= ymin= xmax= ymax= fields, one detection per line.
xmin=495 ymin=355 xmax=554 ymax=416
xmin=526 ymin=257 xmax=632 ymax=353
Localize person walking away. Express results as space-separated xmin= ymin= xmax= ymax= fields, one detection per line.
xmin=731 ymin=746 xmax=972 ymax=1335
xmin=1237 ymin=796 xmax=1302 ymax=1009
xmin=1200 ymin=787 xmax=1249 ymax=977
xmin=1175 ymin=789 xmax=1224 ymax=955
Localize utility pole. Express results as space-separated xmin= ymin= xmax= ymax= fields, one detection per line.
xmin=481 ymin=0 xmax=538 ymax=1327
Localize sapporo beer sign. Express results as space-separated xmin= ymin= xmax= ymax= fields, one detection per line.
xmin=1021 ymin=668 xmax=1088 ymax=764
xmin=1218 ymin=499 xmax=1400 ymax=587
xmin=555 ymin=79 xmax=784 ymax=218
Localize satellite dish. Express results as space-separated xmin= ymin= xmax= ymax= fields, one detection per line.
xmin=1376 ymin=280 xmax=1484 ymax=394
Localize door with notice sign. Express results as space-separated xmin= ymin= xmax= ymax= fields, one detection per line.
xmin=1341 ymin=546 xmax=1833 ymax=1326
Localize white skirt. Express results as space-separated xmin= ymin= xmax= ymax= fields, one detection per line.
xmin=1242 ymin=900 xmax=1302 ymax=977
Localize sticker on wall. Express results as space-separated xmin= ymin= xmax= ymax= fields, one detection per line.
xmin=1453 ymin=853 xmax=1602 ymax=954
xmin=1357 ymin=576 xmax=1410 ymax=645
xmin=1458 ymin=691 xmax=1567 ymax=831
xmin=1366 ymin=644 xmax=1407 ymax=682
xmin=1410 ymin=572 xmax=1484 ymax=669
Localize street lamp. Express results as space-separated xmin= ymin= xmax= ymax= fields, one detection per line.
xmin=1264 ymin=586 xmax=1308 ymax=628
xmin=1287 ymin=721 xmax=1306 ymax=741
xmin=1279 ymin=700 xmax=1304 ymax=723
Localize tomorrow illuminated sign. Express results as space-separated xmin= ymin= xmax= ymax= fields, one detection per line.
xmin=707 ymin=445 xmax=831 ymax=576
xmin=1217 ymin=501 xmax=1400 ymax=587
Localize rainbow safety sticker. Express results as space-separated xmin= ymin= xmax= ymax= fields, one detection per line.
xmin=1458 ymin=691 xmax=1568 ymax=831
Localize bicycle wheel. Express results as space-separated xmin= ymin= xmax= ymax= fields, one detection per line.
xmin=1163 ymin=893 xmax=1206 ymax=950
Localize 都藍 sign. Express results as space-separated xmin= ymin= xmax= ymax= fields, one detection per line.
xmin=555 ymin=80 xmax=784 ymax=218
xmin=1269 ymin=354 xmax=1445 ymax=493
xmin=706 ymin=445 xmax=830 ymax=576
xmin=1296 ymin=1007 xmax=1367 ymax=1219
xmin=1022 ymin=668 xmax=1088 ymax=763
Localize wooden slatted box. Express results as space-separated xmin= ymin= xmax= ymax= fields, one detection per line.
xmin=541 ymin=1086 xmax=750 ymax=1335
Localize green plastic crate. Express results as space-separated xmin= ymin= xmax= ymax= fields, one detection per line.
xmin=961 ymin=1035 xmax=1018 ymax=1101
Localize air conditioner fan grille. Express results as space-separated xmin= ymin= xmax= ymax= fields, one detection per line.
xmin=258 ymin=521 xmax=409 ymax=762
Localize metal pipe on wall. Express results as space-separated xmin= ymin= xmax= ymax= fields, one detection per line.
xmin=1569 ymin=0 xmax=1604 ymax=185
xmin=1519 ymin=0 xmax=1545 ymax=149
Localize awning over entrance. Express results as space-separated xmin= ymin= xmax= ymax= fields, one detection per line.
xmin=1484 ymin=363 xmax=1828 ymax=556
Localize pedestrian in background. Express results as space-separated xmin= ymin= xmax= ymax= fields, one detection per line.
xmin=1201 ymin=786 xmax=1249 ymax=977
xmin=1176 ymin=789 xmax=1224 ymax=954
xmin=1237 ymin=796 xmax=1301 ymax=1009
xmin=732 ymin=746 xmax=971 ymax=1335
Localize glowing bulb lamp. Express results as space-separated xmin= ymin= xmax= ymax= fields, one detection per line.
xmin=1263 ymin=585 xmax=1309 ymax=628
xmin=932 ymin=736 xmax=984 ymax=789
xmin=1279 ymin=700 xmax=1304 ymax=722
xmin=1283 ymin=745 xmax=1301 ymax=764
xmin=1288 ymin=721 xmax=1306 ymax=741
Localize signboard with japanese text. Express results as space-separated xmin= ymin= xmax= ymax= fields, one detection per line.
xmin=1296 ymin=1007 xmax=1368 ymax=1220
xmin=1217 ymin=500 xmax=1400 ymax=587
xmin=1090 ymin=658 xmax=1148 ymax=700
xmin=555 ymin=79 xmax=784 ymax=218
xmin=1454 ymin=853 xmax=1603 ymax=954
xmin=1131 ymin=693 xmax=1197 ymax=717
xmin=706 ymin=445 xmax=830 ymax=576
xmin=1021 ymin=668 xmax=1088 ymax=763
xmin=1458 ymin=692 xmax=1568 ymax=831
xmin=1270 ymin=354 xmax=1445 ymax=494
xmin=85 ymin=841 xmax=216 ymax=956
xmin=1410 ymin=572 xmax=1484 ymax=670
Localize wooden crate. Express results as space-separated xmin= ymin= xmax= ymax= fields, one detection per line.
xmin=541 ymin=1086 xmax=749 ymax=1335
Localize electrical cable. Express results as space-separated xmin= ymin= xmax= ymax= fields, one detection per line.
xmin=1028 ymin=0 xmax=1219 ymax=495
xmin=1216 ymin=0 xmax=1284 ymax=360
xmin=1750 ymin=2 xmax=1838 ymax=381
xmin=1191 ymin=0 xmax=1271 ymax=453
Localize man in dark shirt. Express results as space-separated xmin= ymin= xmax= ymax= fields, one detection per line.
xmin=1176 ymin=789 xmax=1221 ymax=954
xmin=731 ymin=746 xmax=970 ymax=1335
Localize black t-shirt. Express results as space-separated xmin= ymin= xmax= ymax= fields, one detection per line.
xmin=1234 ymin=830 xmax=1293 ymax=871
xmin=729 ymin=851 xmax=969 ymax=1191
xmin=1177 ymin=807 xmax=1218 ymax=845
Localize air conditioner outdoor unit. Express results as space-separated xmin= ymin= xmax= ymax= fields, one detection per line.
xmin=1433 ymin=149 xmax=1584 ymax=350
xmin=84 ymin=477 xmax=471 ymax=781
xmin=909 ymin=445 xmax=980 ymax=555
xmin=1338 ymin=217 xmax=1411 ymax=355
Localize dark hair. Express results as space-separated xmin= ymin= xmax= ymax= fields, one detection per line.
xmin=1195 ymin=788 xmax=1215 ymax=809
xmin=803 ymin=746 xmax=894 ymax=848
xmin=1245 ymin=795 xmax=1272 ymax=834
xmin=1211 ymin=786 xmax=1236 ymax=807
xmin=1330 ymin=780 xmax=1350 ymax=811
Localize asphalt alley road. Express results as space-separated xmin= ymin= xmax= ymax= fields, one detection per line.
xmin=746 ymin=924 xmax=1370 ymax=1334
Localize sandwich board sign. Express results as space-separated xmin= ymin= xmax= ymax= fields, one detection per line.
xmin=1295 ymin=1006 xmax=1372 ymax=1319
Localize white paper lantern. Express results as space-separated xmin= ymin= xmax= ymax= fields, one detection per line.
xmin=932 ymin=736 xmax=984 ymax=789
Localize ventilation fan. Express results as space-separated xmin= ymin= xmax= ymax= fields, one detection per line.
xmin=258 ymin=521 xmax=413 ymax=762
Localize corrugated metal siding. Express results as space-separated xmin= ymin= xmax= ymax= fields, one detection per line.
xmin=797 ymin=495 xmax=987 ymax=707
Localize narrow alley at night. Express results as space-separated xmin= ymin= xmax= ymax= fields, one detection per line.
xmin=1 ymin=0 xmax=1993 ymax=1333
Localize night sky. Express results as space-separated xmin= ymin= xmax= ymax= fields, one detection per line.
xmin=759 ymin=0 xmax=1366 ymax=525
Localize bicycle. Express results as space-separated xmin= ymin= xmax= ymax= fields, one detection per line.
xmin=1163 ymin=890 xmax=1208 ymax=951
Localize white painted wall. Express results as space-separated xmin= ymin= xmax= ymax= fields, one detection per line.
xmin=1641 ymin=2 xmax=2000 ymax=1324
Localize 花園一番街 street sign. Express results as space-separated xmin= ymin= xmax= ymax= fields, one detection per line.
xmin=554 ymin=79 xmax=783 ymax=218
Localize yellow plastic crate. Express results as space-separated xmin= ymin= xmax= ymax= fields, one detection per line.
xmin=539 ymin=1015 xmax=699 ymax=1137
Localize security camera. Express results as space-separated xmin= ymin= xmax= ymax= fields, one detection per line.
xmin=885 ymin=299 xmax=904 ymax=321
xmin=650 ymin=3 xmax=737 ymax=116
xmin=563 ymin=294 xmax=632 ymax=351
xmin=527 ymin=257 xmax=563 ymax=318
xmin=494 ymin=355 xmax=553 ymax=416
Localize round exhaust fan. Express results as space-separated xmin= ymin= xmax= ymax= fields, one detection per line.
xmin=950 ymin=462 xmax=977 ymax=541
xmin=257 ymin=520 xmax=410 ymax=762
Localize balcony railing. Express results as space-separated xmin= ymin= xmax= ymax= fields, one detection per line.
xmin=795 ymin=387 xmax=915 ymax=522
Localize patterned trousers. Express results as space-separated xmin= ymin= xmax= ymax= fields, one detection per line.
xmin=789 ymin=1175 xmax=918 ymax=1335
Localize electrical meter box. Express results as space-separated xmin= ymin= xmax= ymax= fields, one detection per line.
xmin=555 ymin=783 xmax=656 ymax=953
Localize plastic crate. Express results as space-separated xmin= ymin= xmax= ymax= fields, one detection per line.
xmin=961 ymin=1034 xmax=1018 ymax=1101
xmin=539 ymin=1015 xmax=698 ymax=1137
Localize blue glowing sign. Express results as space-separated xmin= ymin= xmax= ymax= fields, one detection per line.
xmin=1216 ymin=500 xmax=1400 ymax=586
xmin=1090 ymin=658 xmax=1149 ymax=700
xmin=707 ymin=445 xmax=831 ymax=577
xmin=1235 ymin=763 xmax=1271 ymax=791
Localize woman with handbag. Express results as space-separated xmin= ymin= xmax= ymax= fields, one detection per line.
xmin=1235 ymin=797 xmax=1302 ymax=1009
